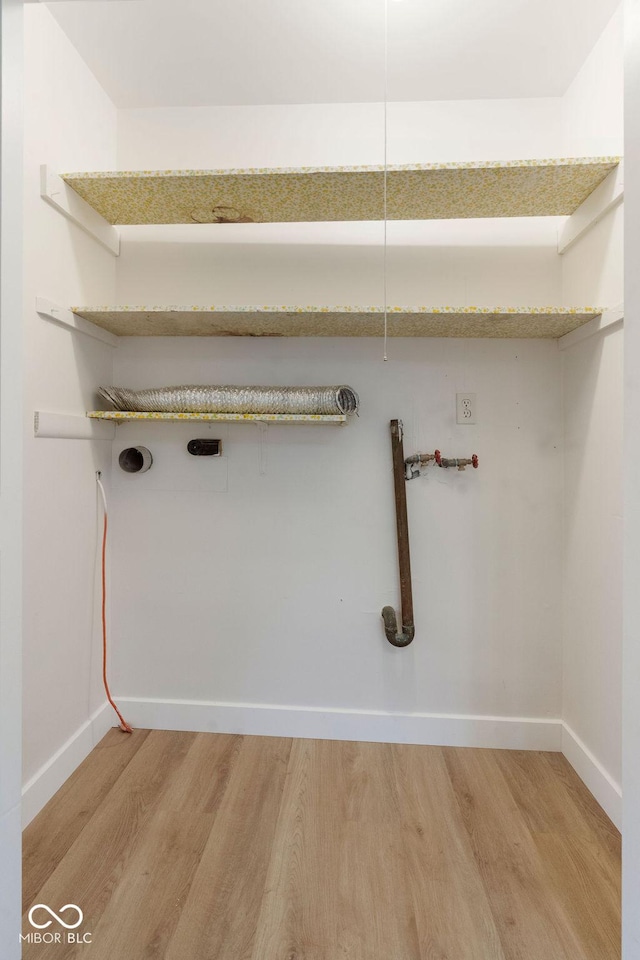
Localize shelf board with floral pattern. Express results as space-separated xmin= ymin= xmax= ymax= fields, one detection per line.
xmin=87 ymin=411 xmax=347 ymax=424
xmin=62 ymin=157 xmax=620 ymax=225
xmin=72 ymin=304 xmax=604 ymax=339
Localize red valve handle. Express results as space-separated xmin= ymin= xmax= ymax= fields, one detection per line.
xmin=472 ymin=454 xmax=479 ymax=468
xmin=434 ymin=449 xmax=442 ymax=466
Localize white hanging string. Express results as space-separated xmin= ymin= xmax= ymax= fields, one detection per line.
xmin=383 ymin=0 xmax=389 ymax=361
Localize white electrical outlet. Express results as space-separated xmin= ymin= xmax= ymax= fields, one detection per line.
xmin=456 ymin=393 xmax=477 ymax=424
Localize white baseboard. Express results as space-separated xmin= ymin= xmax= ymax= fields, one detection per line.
xmin=21 ymin=702 xmax=114 ymax=828
xmin=22 ymin=701 xmax=620 ymax=832
xmin=561 ymin=723 xmax=622 ymax=829
xmin=116 ymin=696 xmax=562 ymax=752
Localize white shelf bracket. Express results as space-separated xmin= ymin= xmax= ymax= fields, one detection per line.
xmin=557 ymin=305 xmax=624 ymax=351
xmin=34 ymin=412 xmax=116 ymax=441
xmin=558 ymin=162 xmax=624 ymax=255
xmin=36 ymin=297 xmax=118 ymax=348
xmin=40 ymin=164 xmax=120 ymax=257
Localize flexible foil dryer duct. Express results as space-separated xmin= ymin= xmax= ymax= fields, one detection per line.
xmin=98 ymin=385 xmax=360 ymax=417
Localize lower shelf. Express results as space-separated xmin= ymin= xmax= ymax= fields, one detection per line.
xmin=72 ymin=305 xmax=604 ymax=339
xmin=87 ymin=411 xmax=347 ymax=424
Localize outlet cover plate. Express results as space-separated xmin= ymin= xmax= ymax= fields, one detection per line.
xmin=456 ymin=393 xmax=477 ymax=424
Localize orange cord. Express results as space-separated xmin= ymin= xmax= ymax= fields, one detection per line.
xmin=101 ymin=507 xmax=133 ymax=734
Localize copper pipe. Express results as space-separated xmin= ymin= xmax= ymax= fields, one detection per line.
xmin=381 ymin=419 xmax=415 ymax=647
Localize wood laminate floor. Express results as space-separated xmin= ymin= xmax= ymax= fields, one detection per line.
xmin=22 ymin=730 xmax=621 ymax=959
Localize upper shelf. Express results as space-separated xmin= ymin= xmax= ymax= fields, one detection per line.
xmin=72 ymin=305 xmax=603 ymax=339
xmin=61 ymin=158 xmax=620 ymax=225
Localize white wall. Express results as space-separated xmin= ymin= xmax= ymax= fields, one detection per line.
xmin=561 ymin=324 xmax=623 ymax=788
xmin=111 ymin=337 xmax=563 ymax=728
xmin=1 ymin=1 xmax=23 ymax=952
xmin=115 ymin=220 xmax=563 ymax=309
xmin=22 ymin=6 xmax=117 ymax=816
xmin=559 ymin=4 xmax=624 ymax=820
xmin=562 ymin=6 xmax=624 ymax=157
xmin=117 ymin=97 xmax=564 ymax=169
xmin=109 ymin=96 xmax=571 ymax=746
xmin=624 ymin=1 xmax=640 ymax=954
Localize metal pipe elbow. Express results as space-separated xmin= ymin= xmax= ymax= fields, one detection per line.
xmin=381 ymin=606 xmax=415 ymax=647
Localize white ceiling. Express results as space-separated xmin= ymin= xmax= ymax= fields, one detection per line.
xmin=46 ymin=0 xmax=620 ymax=109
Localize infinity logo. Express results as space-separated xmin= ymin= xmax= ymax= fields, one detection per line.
xmin=28 ymin=904 xmax=84 ymax=930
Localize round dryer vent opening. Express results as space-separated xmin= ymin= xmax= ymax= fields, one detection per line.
xmin=118 ymin=446 xmax=153 ymax=474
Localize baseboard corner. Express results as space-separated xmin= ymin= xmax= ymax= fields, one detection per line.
xmin=21 ymin=702 xmax=114 ymax=828
xmin=561 ymin=722 xmax=622 ymax=829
